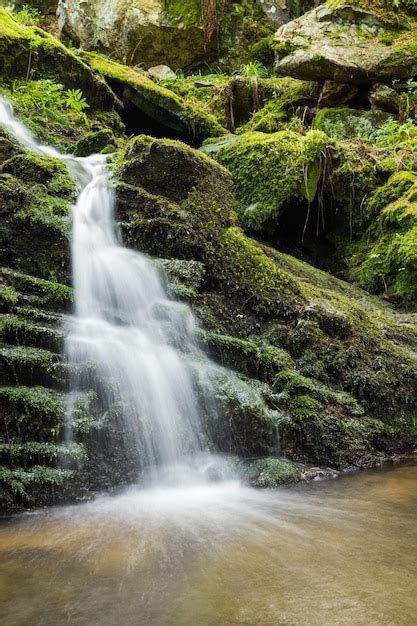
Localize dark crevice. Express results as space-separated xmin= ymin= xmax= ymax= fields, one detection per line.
xmin=107 ymin=79 xmax=203 ymax=147
xmin=252 ymin=199 xmax=340 ymax=274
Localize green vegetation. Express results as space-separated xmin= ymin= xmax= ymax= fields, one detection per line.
xmin=242 ymin=457 xmax=300 ymax=487
xmin=82 ymin=52 xmax=226 ymax=140
xmin=214 ymin=130 xmax=332 ymax=230
xmin=347 ymin=172 xmax=417 ymax=305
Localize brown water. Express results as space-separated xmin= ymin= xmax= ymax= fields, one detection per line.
xmin=0 ymin=463 xmax=416 ymax=626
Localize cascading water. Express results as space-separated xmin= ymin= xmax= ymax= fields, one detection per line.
xmin=0 ymin=95 xmax=224 ymax=484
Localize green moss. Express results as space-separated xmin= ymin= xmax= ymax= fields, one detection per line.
xmin=313 ymin=107 xmax=393 ymax=141
xmin=0 ymin=442 xmax=85 ymax=464
xmin=0 ymin=313 xmax=64 ymax=350
xmin=82 ymin=52 xmax=225 ymax=140
xmin=273 ymin=369 xmax=386 ymax=467
xmin=241 ymin=457 xmax=300 ymax=487
xmin=2 ymin=153 xmax=73 ymax=191
xmin=0 ymin=267 xmax=72 ymax=309
xmin=164 ymin=0 xmax=201 ymax=26
xmin=161 ymin=74 xmax=230 ymax=128
xmin=204 ymin=366 xmax=280 ymax=456
xmin=0 ymin=465 xmax=74 ymax=502
xmin=0 ymin=153 xmax=75 ymax=281
xmin=198 ymin=329 xmax=293 ymax=380
xmin=214 ymin=130 xmax=332 ymax=231
xmin=1 ymin=344 xmax=57 ymax=367
xmin=347 ymin=172 xmax=417 ymax=306
xmin=74 ymin=129 xmax=115 ymax=157
xmin=239 ymin=78 xmax=316 ymax=134
xmin=0 ymin=385 xmax=63 ymax=420
xmin=218 ymin=227 xmax=303 ymax=317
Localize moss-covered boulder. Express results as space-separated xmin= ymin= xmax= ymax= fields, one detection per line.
xmin=211 ymin=129 xmax=332 ymax=231
xmin=82 ymin=52 xmax=225 ymax=143
xmin=241 ymin=456 xmax=300 ymax=487
xmin=347 ymin=171 xmax=417 ymax=306
xmin=313 ymin=107 xmax=393 ymax=140
xmin=58 ymin=0 xmax=208 ymax=70
xmin=0 ymin=152 xmax=75 ymax=281
xmin=274 ymin=1 xmax=417 ymax=83
xmin=0 ymin=8 xmax=115 ymax=109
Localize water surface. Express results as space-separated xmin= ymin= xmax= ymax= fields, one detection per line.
xmin=1 ymin=463 xmax=416 ymax=625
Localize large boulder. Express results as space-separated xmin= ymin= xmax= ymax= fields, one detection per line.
xmin=57 ymin=0 xmax=208 ymax=70
xmin=274 ymin=1 xmax=417 ymax=83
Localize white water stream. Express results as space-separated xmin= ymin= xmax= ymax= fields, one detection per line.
xmin=0 ymin=96 xmax=226 ymax=483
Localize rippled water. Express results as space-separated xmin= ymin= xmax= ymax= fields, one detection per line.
xmin=1 ymin=463 xmax=416 ymax=625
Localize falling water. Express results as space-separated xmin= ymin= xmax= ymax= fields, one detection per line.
xmin=0 ymin=96 xmax=222 ymax=483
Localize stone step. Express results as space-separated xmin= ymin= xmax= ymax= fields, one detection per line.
xmin=0 ymin=314 xmax=64 ymax=352
xmin=0 ymin=442 xmax=85 ymax=468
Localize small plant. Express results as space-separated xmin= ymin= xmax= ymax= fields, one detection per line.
xmin=239 ymin=61 xmax=267 ymax=79
xmin=12 ymin=4 xmax=41 ymax=26
xmin=65 ymin=89 xmax=89 ymax=113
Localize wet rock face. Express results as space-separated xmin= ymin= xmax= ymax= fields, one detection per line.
xmin=57 ymin=0 xmax=206 ymax=69
xmin=274 ymin=2 xmax=417 ymax=83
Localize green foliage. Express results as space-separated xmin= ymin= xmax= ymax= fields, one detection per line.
xmin=0 ymin=465 xmax=74 ymax=498
xmin=239 ymin=60 xmax=267 ymax=78
xmin=375 ymin=119 xmax=417 ymax=146
xmin=0 ymin=442 xmax=85 ymax=463
xmin=65 ymin=88 xmax=89 ymax=113
xmin=9 ymin=4 xmax=41 ymax=26
xmin=3 ymin=80 xmax=91 ymax=151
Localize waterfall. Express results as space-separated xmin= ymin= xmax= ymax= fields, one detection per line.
xmin=0 ymin=96 xmax=222 ymax=484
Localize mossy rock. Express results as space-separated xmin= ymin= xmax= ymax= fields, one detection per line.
xmin=73 ymin=129 xmax=115 ymax=157
xmin=313 ymin=107 xmax=393 ymax=140
xmin=0 ymin=153 xmax=74 ymax=282
xmin=347 ymin=171 xmax=417 ymax=306
xmin=82 ymin=52 xmax=225 ymax=143
xmin=241 ymin=457 xmax=300 ymax=487
xmin=0 ymin=8 xmax=116 ymax=109
xmin=238 ymin=77 xmax=317 ymax=134
xmin=212 ymin=129 xmax=332 ymax=231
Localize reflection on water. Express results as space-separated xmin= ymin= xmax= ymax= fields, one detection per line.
xmin=0 ymin=463 xmax=416 ymax=626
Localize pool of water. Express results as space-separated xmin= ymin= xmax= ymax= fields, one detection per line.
xmin=1 ymin=462 xmax=416 ymax=625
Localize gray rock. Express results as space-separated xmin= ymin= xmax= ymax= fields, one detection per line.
xmin=274 ymin=3 xmax=417 ymax=83
xmin=369 ymin=83 xmax=401 ymax=113
xmin=148 ymin=65 xmax=177 ymax=81
xmin=319 ymin=80 xmax=359 ymax=107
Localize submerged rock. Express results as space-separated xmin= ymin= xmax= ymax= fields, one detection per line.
xmin=274 ymin=1 xmax=417 ymax=83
